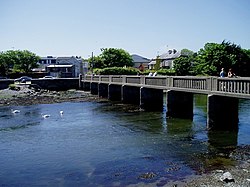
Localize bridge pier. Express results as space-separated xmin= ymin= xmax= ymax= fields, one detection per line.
xmin=140 ymin=88 xmax=163 ymax=111
xmin=83 ymin=82 xmax=90 ymax=91
xmin=167 ymin=90 xmax=193 ymax=119
xmin=108 ymin=84 xmax=122 ymax=101
xmin=98 ymin=83 xmax=108 ymax=98
xmin=122 ymin=85 xmax=140 ymax=105
xmin=207 ymin=95 xmax=238 ymax=131
xmin=90 ymin=82 xmax=98 ymax=95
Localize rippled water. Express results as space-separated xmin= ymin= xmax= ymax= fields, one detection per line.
xmin=0 ymin=95 xmax=249 ymax=186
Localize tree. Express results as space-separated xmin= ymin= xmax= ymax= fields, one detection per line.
xmin=192 ymin=41 xmax=250 ymax=76
xmin=99 ymin=48 xmax=133 ymax=68
xmin=13 ymin=50 xmax=40 ymax=73
xmin=173 ymin=56 xmax=192 ymax=75
xmin=0 ymin=50 xmax=40 ymax=74
xmin=172 ymin=49 xmax=194 ymax=75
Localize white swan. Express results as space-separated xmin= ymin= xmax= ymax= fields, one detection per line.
xmin=11 ymin=109 xmax=20 ymax=114
xmin=41 ymin=114 xmax=50 ymax=119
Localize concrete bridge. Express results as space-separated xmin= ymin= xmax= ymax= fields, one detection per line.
xmin=80 ymin=75 xmax=250 ymax=131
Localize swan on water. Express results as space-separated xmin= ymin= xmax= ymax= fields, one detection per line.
xmin=41 ymin=114 xmax=50 ymax=119
xmin=11 ymin=109 xmax=20 ymax=114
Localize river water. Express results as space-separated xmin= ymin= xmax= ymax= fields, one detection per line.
xmin=0 ymin=95 xmax=249 ymax=186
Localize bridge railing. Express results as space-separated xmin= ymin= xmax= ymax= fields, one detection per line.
xmin=217 ymin=77 xmax=250 ymax=94
xmin=83 ymin=75 xmax=250 ymax=96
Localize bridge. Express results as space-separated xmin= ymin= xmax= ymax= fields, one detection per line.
xmin=80 ymin=75 xmax=250 ymax=131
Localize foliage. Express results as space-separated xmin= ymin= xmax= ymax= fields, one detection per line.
xmin=89 ymin=48 xmax=133 ymax=69
xmin=8 ymin=84 xmax=18 ymax=90
xmin=173 ymin=57 xmax=192 ymax=75
xmin=88 ymin=55 xmax=103 ymax=69
xmin=154 ymin=56 xmax=161 ymax=70
xmin=0 ymin=50 xmax=40 ymax=75
xmin=192 ymin=41 xmax=250 ymax=76
xmin=94 ymin=67 xmax=139 ymax=75
xmin=156 ymin=69 xmax=176 ymax=76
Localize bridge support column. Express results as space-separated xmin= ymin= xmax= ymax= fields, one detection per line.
xmin=108 ymin=84 xmax=122 ymax=101
xmin=167 ymin=90 xmax=193 ymax=119
xmin=122 ymin=85 xmax=140 ymax=105
xmin=83 ymin=82 xmax=90 ymax=91
xmin=90 ymin=82 xmax=98 ymax=95
xmin=140 ymin=87 xmax=163 ymax=111
xmin=98 ymin=83 xmax=108 ymax=98
xmin=207 ymin=95 xmax=238 ymax=131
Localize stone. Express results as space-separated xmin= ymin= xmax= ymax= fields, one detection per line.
xmin=220 ymin=171 xmax=235 ymax=183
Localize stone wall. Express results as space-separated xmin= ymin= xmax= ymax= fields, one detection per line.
xmin=0 ymin=78 xmax=79 ymax=91
xmin=0 ymin=80 xmax=14 ymax=89
xmin=32 ymin=78 xmax=79 ymax=91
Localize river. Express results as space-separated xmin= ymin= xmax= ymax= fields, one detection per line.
xmin=0 ymin=94 xmax=249 ymax=186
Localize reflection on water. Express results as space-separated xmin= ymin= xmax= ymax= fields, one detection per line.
xmin=0 ymin=95 xmax=249 ymax=186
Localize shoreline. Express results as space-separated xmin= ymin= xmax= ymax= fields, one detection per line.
xmin=1 ymin=87 xmax=250 ymax=186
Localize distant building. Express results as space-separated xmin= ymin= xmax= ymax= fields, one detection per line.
xmin=149 ymin=49 xmax=187 ymax=69
xmin=37 ymin=56 xmax=83 ymax=78
xmin=131 ymin=54 xmax=150 ymax=70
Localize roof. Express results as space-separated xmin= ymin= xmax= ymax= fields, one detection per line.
xmin=131 ymin=54 xmax=150 ymax=63
xmin=47 ymin=65 xmax=73 ymax=68
xmin=148 ymin=60 xmax=156 ymax=65
xmin=159 ymin=50 xmax=181 ymax=59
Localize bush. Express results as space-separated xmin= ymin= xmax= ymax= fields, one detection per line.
xmin=94 ymin=67 xmax=140 ymax=75
xmin=9 ymin=84 xmax=20 ymax=90
xmin=157 ymin=69 xmax=176 ymax=76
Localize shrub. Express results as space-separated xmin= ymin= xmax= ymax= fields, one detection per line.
xmin=94 ymin=67 xmax=140 ymax=75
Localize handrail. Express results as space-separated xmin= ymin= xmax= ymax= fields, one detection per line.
xmin=82 ymin=75 xmax=250 ymax=98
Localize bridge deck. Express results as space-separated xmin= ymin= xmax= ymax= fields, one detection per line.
xmin=82 ymin=75 xmax=250 ymax=99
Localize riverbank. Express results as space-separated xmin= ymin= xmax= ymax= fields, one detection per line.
xmin=0 ymin=86 xmax=250 ymax=186
xmin=0 ymin=85 xmax=100 ymax=106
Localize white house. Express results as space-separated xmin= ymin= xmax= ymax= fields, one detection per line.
xmin=148 ymin=49 xmax=187 ymax=69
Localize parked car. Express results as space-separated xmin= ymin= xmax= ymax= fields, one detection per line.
xmin=39 ymin=76 xmax=55 ymax=79
xmin=14 ymin=76 xmax=32 ymax=83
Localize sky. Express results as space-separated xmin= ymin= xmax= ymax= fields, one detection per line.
xmin=1 ymin=0 xmax=250 ymax=59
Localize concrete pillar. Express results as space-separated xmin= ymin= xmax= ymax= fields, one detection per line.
xmin=140 ymin=87 xmax=163 ymax=111
xmin=167 ymin=90 xmax=193 ymax=119
xmin=79 ymin=74 xmax=83 ymax=90
xmin=98 ymin=83 xmax=108 ymax=98
xmin=83 ymin=82 xmax=90 ymax=91
xmin=122 ymin=85 xmax=140 ymax=105
xmin=108 ymin=84 xmax=122 ymax=101
xmin=207 ymin=95 xmax=238 ymax=131
xmin=90 ymin=82 xmax=98 ymax=95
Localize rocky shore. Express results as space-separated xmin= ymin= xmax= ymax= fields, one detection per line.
xmin=0 ymin=84 xmax=100 ymax=106
xmin=1 ymin=85 xmax=250 ymax=186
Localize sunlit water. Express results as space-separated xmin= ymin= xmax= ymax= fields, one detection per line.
xmin=0 ymin=95 xmax=249 ymax=186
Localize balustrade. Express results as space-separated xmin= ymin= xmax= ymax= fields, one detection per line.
xmin=82 ymin=75 xmax=250 ymax=98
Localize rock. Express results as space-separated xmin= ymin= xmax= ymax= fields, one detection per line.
xmin=138 ymin=172 xmax=156 ymax=179
xmin=220 ymin=171 xmax=235 ymax=183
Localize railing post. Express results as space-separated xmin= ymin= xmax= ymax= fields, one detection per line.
xmin=140 ymin=75 xmax=145 ymax=85
xmin=122 ymin=75 xmax=126 ymax=84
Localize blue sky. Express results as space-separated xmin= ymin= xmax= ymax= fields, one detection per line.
xmin=1 ymin=0 xmax=250 ymax=59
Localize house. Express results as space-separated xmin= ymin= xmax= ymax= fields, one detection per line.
xmin=131 ymin=54 xmax=150 ymax=71
xmin=148 ymin=49 xmax=187 ymax=70
xmin=37 ymin=56 xmax=83 ymax=78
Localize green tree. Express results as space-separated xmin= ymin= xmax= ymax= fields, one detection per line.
xmin=173 ymin=56 xmax=192 ymax=75
xmin=192 ymin=41 xmax=250 ymax=76
xmin=99 ymin=48 xmax=133 ymax=68
xmin=0 ymin=50 xmax=40 ymax=74
xmin=172 ymin=49 xmax=194 ymax=75
xmin=88 ymin=55 xmax=103 ymax=69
